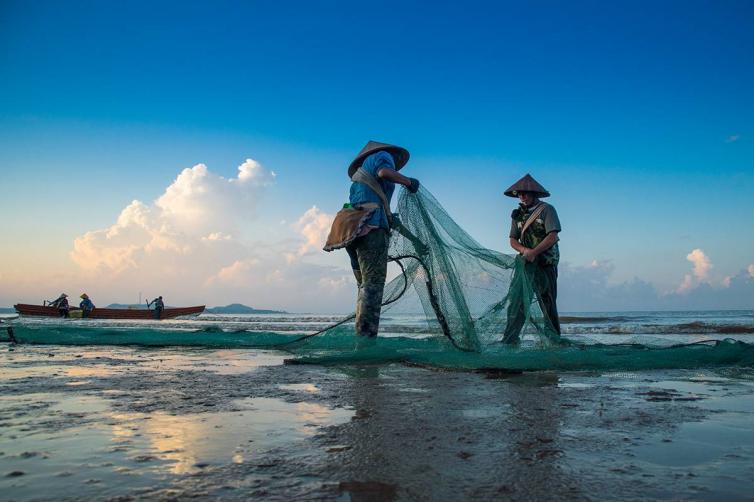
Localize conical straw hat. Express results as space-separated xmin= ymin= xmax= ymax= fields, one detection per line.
xmin=348 ymin=140 xmax=410 ymax=177
xmin=503 ymin=173 xmax=550 ymax=198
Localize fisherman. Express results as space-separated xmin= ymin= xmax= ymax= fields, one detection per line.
xmin=324 ymin=141 xmax=420 ymax=337
xmin=47 ymin=293 xmax=70 ymax=318
xmin=148 ymin=296 xmax=164 ymax=320
xmin=79 ymin=293 xmax=95 ymax=318
xmin=502 ymin=174 xmax=562 ymax=343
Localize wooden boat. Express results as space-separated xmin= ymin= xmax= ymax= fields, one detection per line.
xmin=13 ymin=303 xmax=205 ymax=320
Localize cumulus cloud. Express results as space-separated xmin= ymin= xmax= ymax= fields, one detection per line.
xmin=71 ymin=160 xmax=274 ymax=274
xmin=559 ymin=258 xmax=754 ymax=311
xmin=64 ymin=160 xmax=359 ymax=312
xmin=673 ymin=248 xmax=714 ymax=295
xmin=204 ymin=250 xmax=354 ymax=312
xmin=725 ymin=134 xmax=740 ymax=143
xmin=154 ymin=160 xmax=275 ymax=236
xmin=292 ymin=206 xmax=334 ymax=258
xmin=676 ymin=274 xmax=694 ymax=294
xmin=687 ymin=248 xmax=712 ymax=280
xmin=748 ymin=264 xmax=754 ymax=278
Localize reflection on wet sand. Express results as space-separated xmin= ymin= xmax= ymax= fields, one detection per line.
xmin=103 ymin=397 xmax=352 ymax=474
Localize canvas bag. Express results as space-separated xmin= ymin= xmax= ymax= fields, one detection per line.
xmin=323 ymin=168 xmax=392 ymax=252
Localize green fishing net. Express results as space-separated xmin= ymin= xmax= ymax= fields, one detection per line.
xmin=356 ymin=186 xmax=560 ymax=351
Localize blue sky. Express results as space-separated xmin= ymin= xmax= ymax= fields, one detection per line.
xmin=1 ymin=0 xmax=753 ymax=310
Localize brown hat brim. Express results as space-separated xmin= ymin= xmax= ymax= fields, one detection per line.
xmin=348 ymin=142 xmax=410 ymax=177
xmin=504 ymin=189 xmax=550 ymax=198
xmin=504 ymin=174 xmax=550 ymax=198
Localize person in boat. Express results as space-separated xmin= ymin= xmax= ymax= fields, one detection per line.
xmin=502 ymin=174 xmax=562 ymax=343
xmin=79 ymin=293 xmax=95 ymax=318
xmin=324 ymin=141 xmax=420 ymax=338
xmin=47 ymin=293 xmax=70 ymax=318
xmin=148 ymin=296 xmax=164 ymax=320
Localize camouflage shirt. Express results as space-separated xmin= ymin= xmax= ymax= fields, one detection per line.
xmin=509 ymin=201 xmax=561 ymax=266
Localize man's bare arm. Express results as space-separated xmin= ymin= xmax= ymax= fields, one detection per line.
xmin=377 ymin=167 xmax=412 ymax=188
xmin=522 ymin=232 xmax=559 ymax=262
xmin=509 ymin=237 xmax=528 ymax=255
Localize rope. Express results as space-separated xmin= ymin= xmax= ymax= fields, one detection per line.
xmin=266 ymin=253 xmax=473 ymax=352
xmin=265 ymin=256 xmax=411 ymax=347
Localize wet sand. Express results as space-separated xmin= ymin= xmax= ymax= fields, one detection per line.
xmin=2 ymin=344 xmax=754 ymax=500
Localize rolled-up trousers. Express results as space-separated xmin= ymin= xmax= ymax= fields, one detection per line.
xmin=346 ymin=229 xmax=389 ymax=337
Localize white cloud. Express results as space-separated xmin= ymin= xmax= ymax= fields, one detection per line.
xmin=725 ymin=134 xmax=740 ymax=143
xmin=63 ymin=160 xmax=359 ymax=312
xmin=559 ymin=258 xmax=754 ymax=311
xmin=687 ymin=248 xmax=712 ymax=280
xmin=205 ymin=258 xmax=261 ymax=287
xmin=748 ymin=264 xmax=754 ymax=278
xmin=154 ymin=160 xmax=274 ymax=237
xmin=292 ymin=206 xmax=334 ymax=258
xmin=676 ymin=274 xmax=694 ymax=294
xmin=71 ymin=160 xmax=274 ymax=274
xmin=202 ymin=232 xmax=233 ymax=242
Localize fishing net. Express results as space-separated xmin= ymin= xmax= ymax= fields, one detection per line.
xmin=331 ymin=186 xmax=560 ymax=352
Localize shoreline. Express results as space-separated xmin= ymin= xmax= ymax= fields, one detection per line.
xmin=2 ymin=344 xmax=753 ymax=499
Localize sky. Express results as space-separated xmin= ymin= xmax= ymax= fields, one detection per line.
xmin=1 ymin=0 xmax=753 ymax=312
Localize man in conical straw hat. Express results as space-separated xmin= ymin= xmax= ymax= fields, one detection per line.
xmin=502 ymin=174 xmax=562 ymax=342
xmin=334 ymin=140 xmax=420 ymax=338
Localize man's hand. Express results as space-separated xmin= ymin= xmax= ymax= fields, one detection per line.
xmin=522 ymin=248 xmax=537 ymax=263
xmin=407 ymin=177 xmax=420 ymax=194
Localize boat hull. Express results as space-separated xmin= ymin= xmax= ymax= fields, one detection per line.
xmin=13 ymin=304 xmax=205 ymax=319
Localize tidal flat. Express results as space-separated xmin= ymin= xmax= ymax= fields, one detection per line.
xmin=1 ymin=345 xmax=754 ymax=500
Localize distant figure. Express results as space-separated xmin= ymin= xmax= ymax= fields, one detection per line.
xmin=47 ymin=293 xmax=70 ymax=318
xmin=148 ymin=296 xmax=164 ymax=320
xmin=79 ymin=293 xmax=95 ymax=318
xmin=502 ymin=174 xmax=562 ymax=343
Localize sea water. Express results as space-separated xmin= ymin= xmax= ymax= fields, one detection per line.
xmin=2 ymin=310 xmax=754 ymax=499
xmin=2 ymin=310 xmax=754 ymax=371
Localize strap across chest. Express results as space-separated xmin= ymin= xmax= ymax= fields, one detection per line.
xmin=521 ymin=203 xmax=547 ymax=239
xmin=351 ymin=167 xmax=393 ymax=224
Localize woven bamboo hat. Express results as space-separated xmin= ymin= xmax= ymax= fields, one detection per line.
xmin=348 ymin=140 xmax=410 ymax=177
xmin=504 ymin=173 xmax=550 ymax=198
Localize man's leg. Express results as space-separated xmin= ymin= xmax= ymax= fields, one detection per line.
xmin=354 ymin=229 xmax=388 ymax=337
xmin=346 ymin=245 xmax=362 ymax=285
xmin=502 ymin=261 xmax=529 ymax=344
xmin=345 ymin=244 xmax=362 ymax=322
xmin=536 ymin=265 xmax=561 ymax=335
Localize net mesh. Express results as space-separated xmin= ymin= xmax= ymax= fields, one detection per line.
xmin=336 ymin=186 xmax=561 ymax=351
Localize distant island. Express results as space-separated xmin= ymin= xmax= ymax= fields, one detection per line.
xmin=106 ymin=303 xmax=152 ymax=310
xmin=0 ymin=307 xmax=16 ymax=314
xmin=205 ymin=303 xmax=287 ymax=314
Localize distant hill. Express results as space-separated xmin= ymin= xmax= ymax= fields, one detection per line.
xmin=106 ymin=303 xmax=150 ymax=310
xmin=205 ymin=303 xmax=287 ymax=314
xmin=0 ymin=307 xmax=16 ymax=313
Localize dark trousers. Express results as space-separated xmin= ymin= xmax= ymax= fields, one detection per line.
xmin=153 ymin=308 xmax=163 ymax=320
xmin=82 ymin=309 xmax=92 ymax=318
xmin=503 ymin=263 xmax=560 ymax=343
xmin=345 ymin=229 xmax=389 ymax=337
xmin=58 ymin=309 xmax=69 ymax=318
